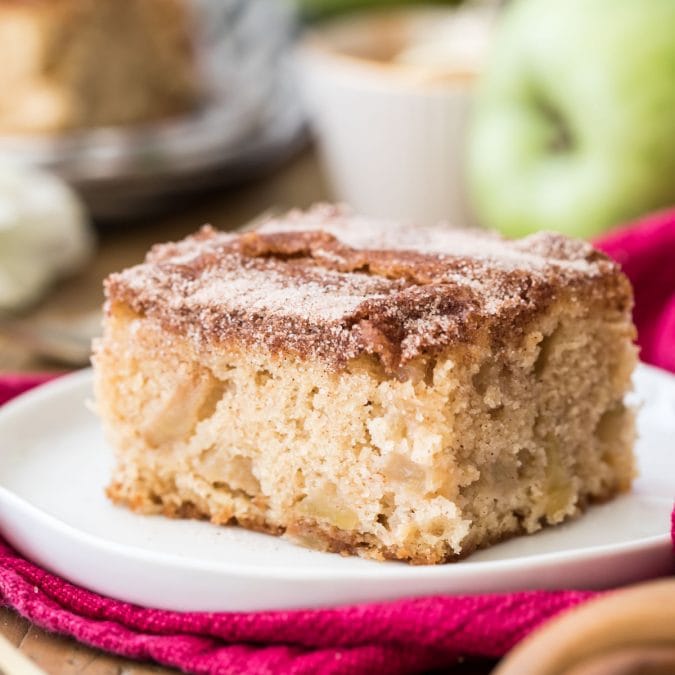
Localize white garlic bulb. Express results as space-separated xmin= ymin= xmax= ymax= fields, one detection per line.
xmin=0 ymin=165 xmax=94 ymax=311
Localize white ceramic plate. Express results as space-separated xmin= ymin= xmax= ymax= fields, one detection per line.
xmin=0 ymin=365 xmax=672 ymax=612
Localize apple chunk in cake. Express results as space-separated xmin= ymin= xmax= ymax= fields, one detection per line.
xmin=93 ymin=205 xmax=637 ymax=564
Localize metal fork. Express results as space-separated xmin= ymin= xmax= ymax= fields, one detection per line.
xmin=0 ymin=311 xmax=98 ymax=368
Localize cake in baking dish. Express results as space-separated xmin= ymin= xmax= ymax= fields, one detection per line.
xmin=0 ymin=0 xmax=198 ymax=133
xmin=93 ymin=205 xmax=637 ymax=564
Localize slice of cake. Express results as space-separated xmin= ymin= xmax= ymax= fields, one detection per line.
xmin=93 ymin=205 xmax=637 ymax=564
xmin=0 ymin=0 xmax=198 ymax=133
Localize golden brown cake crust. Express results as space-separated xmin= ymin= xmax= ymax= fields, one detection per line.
xmin=105 ymin=204 xmax=632 ymax=374
xmin=106 ymin=476 xmax=618 ymax=565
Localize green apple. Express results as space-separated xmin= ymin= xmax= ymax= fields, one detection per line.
xmin=299 ymin=0 xmax=459 ymax=21
xmin=468 ymin=0 xmax=675 ymax=238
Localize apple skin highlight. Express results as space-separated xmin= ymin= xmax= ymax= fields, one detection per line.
xmin=468 ymin=0 xmax=675 ymax=239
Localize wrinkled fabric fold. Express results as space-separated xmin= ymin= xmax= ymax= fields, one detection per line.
xmin=0 ymin=539 xmax=603 ymax=674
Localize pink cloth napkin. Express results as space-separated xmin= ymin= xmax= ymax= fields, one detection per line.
xmin=594 ymin=208 xmax=675 ymax=372
xmin=2 ymin=209 xmax=675 ymax=675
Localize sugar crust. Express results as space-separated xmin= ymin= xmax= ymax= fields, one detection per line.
xmin=105 ymin=204 xmax=631 ymax=374
xmin=95 ymin=205 xmax=637 ymax=564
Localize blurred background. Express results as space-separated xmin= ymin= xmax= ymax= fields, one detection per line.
xmin=0 ymin=0 xmax=674 ymax=372
xmin=0 ymin=2 xmax=674 ymax=673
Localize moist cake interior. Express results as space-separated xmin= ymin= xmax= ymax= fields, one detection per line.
xmin=93 ymin=206 xmax=636 ymax=564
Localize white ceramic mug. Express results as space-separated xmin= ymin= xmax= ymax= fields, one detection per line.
xmin=297 ymin=8 xmax=493 ymax=227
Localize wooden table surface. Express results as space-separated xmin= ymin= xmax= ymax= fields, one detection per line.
xmin=0 ymin=150 xmax=494 ymax=674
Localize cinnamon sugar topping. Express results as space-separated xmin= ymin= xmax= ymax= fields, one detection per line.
xmin=105 ymin=204 xmax=631 ymax=372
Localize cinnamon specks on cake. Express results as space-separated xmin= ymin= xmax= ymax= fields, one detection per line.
xmin=105 ymin=204 xmax=629 ymax=373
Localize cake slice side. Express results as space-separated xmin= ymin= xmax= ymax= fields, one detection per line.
xmin=93 ymin=209 xmax=637 ymax=564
